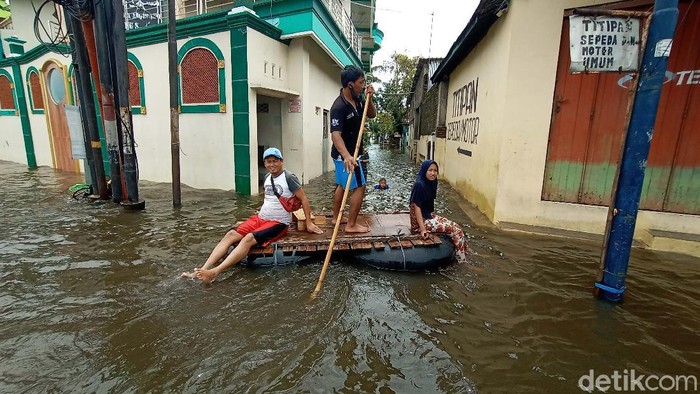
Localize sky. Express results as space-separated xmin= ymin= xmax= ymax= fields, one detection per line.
xmin=371 ymin=0 xmax=480 ymax=76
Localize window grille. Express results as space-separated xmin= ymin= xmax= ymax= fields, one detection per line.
xmin=28 ymin=71 xmax=45 ymax=111
xmin=128 ymin=61 xmax=141 ymax=107
xmin=0 ymin=74 xmax=16 ymax=112
xmin=181 ymin=48 xmax=219 ymax=104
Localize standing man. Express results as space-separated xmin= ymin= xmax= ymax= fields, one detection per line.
xmin=330 ymin=65 xmax=376 ymax=233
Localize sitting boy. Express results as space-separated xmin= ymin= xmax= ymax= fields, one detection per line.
xmin=181 ymin=147 xmax=323 ymax=283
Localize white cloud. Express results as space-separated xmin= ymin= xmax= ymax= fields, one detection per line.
xmin=372 ymin=0 xmax=479 ymax=73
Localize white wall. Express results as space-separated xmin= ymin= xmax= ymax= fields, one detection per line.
xmin=248 ymin=29 xmax=290 ymax=91
xmin=305 ymin=37 xmax=341 ymax=180
xmin=441 ymin=0 xmax=700 ymax=247
xmin=24 ymin=54 xmax=68 ymax=168
xmin=0 ymin=64 xmax=25 ymax=163
xmin=493 ymin=0 xmax=637 ymax=233
xmin=440 ymin=11 xmax=513 ymax=220
xmin=0 ymin=0 xmax=53 ymax=54
xmin=130 ymin=31 xmax=234 ymax=190
xmin=0 ymin=54 xmax=71 ymax=168
xmin=247 ymin=27 xmax=290 ymax=193
xmin=281 ymin=38 xmax=307 ymax=182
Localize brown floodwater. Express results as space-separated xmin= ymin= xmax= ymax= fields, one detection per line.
xmin=1 ymin=147 xmax=698 ymax=393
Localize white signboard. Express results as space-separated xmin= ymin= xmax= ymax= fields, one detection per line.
xmin=65 ymin=105 xmax=87 ymax=160
xmin=569 ymin=15 xmax=641 ymax=73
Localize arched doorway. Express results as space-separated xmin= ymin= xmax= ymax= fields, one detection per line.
xmin=41 ymin=60 xmax=77 ymax=172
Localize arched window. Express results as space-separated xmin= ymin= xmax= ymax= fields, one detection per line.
xmin=0 ymin=70 xmax=18 ymax=116
xmin=127 ymin=52 xmax=146 ymax=115
xmin=26 ymin=67 xmax=45 ymax=114
xmin=177 ymin=38 xmax=226 ymax=113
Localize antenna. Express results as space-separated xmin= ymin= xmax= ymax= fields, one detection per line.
xmin=428 ymin=11 xmax=434 ymax=57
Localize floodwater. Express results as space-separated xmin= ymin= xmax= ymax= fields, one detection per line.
xmin=1 ymin=147 xmax=699 ymax=393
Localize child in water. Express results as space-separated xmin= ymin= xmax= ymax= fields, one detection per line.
xmin=374 ymin=177 xmax=389 ymax=190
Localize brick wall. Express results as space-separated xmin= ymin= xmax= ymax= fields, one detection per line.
xmin=418 ymin=86 xmax=438 ymax=136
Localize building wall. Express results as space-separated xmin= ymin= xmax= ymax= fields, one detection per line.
xmin=0 ymin=54 xmax=72 ymax=168
xmin=0 ymin=0 xmax=47 ymax=55
xmin=24 ymin=54 xmax=68 ymax=168
xmin=419 ymin=87 xmax=439 ymax=136
xmin=493 ymin=0 xmax=619 ymax=231
xmin=439 ymin=9 xmax=513 ymax=220
xmin=282 ymin=38 xmax=308 ymax=182
xmin=1 ymin=3 xmax=367 ymax=195
xmin=0 ymin=65 xmax=24 ymax=163
xmin=305 ymin=37 xmax=340 ymax=178
xmin=441 ymin=0 xmax=700 ymax=245
xmin=130 ymin=31 xmax=234 ymax=190
xmin=248 ymin=29 xmax=290 ymax=91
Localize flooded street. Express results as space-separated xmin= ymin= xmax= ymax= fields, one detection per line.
xmin=1 ymin=147 xmax=699 ymax=393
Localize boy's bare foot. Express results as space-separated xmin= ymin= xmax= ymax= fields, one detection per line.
xmin=194 ymin=268 xmax=218 ymax=284
xmin=180 ymin=270 xmax=197 ymax=279
xmin=344 ymin=223 xmax=370 ymax=233
xmin=332 ymin=216 xmax=348 ymax=225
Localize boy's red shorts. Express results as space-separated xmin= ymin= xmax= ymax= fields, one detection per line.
xmin=235 ymin=214 xmax=288 ymax=246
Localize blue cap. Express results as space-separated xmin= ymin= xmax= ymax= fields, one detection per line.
xmin=263 ymin=147 xmax=283 ymax=160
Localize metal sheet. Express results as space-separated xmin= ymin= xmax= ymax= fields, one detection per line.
xmin=543 ymin=0 xmax=699 ymax=214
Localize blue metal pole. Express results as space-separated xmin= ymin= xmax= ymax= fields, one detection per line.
xmin=597 ymin=0 xmax=679 ymax=302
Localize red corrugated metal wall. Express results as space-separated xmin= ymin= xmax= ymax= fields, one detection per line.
xmin=542 ymin=0 xmax=700 ymax=215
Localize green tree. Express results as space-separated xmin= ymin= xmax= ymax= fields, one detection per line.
xmin=0 ymin=0 xmax=10 ymax=20
xmin=372 ymin=52 xmax=418 ymax=134
xmin=374 ymin=112 xmax=395 ymax=142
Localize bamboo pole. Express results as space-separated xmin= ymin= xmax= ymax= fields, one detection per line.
xmin=312 ymin=94 xmax=372 ymax=298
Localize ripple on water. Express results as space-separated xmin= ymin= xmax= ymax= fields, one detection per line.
xmin=0 ymin=155 xmax=699 ymax=392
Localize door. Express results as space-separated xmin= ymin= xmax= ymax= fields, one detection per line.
xmin=542 ymin=1 xmax=700 ymax=214
xmin=42 ymin=61 xmax=77 ymax=172
xmin=322 ymin=109 xmax=329 ymax=172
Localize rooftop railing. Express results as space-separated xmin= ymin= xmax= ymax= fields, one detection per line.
xmin=318 ymin=0 xmax=362 ymax=56
xmin=124 ymin=0 xmax=362 ymax=57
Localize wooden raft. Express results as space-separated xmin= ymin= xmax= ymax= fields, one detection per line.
xmin=236 ymin=212 xmax=443 ymax=256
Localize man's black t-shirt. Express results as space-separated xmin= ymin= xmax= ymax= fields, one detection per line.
xmin=330 ymin=90 xmax=364 ymax=159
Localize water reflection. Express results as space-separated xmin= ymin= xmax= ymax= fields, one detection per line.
xmin=0 ymin=149 xmax=698 ymax=392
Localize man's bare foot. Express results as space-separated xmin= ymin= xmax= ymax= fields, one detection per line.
xmin=194 ymin=268 xmax=218 ymax=284
xmin=344 ymin=223 xmax=370 ymax=233
xmin=332 ymin=216 xmax=348 ymax=225
xmin=180 ymin=271 xmax=197 ymax=279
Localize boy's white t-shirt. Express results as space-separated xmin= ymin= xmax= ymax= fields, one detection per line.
xmin=258 ymin=171 xmax=301 ymax=225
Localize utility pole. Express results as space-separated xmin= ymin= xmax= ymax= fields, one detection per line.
xmin=112 ymin=0 xmax=145 ymax=210
xmin=93 ymin=0 xmax=125 ymax=203
xmin=66 ymin=8 xmax=109 ymax=200
xmin=64 ymin=17 xmax=96 ymax=191
xmin=596 ymin=0 xmax=679 ymax=302
xmin=168 ymin=0 xmax=182 ymax=207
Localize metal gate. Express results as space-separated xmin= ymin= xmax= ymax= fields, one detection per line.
xmin=542 ymin=0 xmax=700 ymax=214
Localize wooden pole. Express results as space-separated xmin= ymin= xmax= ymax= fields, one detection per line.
xmin=168 ymin=0 xmax=181 ymax=207
xmin=312 ymin=94 xmax=372 ymax=298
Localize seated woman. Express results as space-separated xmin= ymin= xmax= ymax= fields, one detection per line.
xmin=409 ymin=160 xmax=470 ymax=262
xmin=374 ymin=177 xmax=389 ymax=190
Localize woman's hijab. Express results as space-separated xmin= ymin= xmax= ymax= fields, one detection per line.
xmin=409 ymin=160 xmax=438 ymax=219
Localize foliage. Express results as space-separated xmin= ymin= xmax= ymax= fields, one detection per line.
xmin=0 ymin=0 xmax=10 ymax=20
xmin=371 ymin=52 xmax=418 ymax=134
